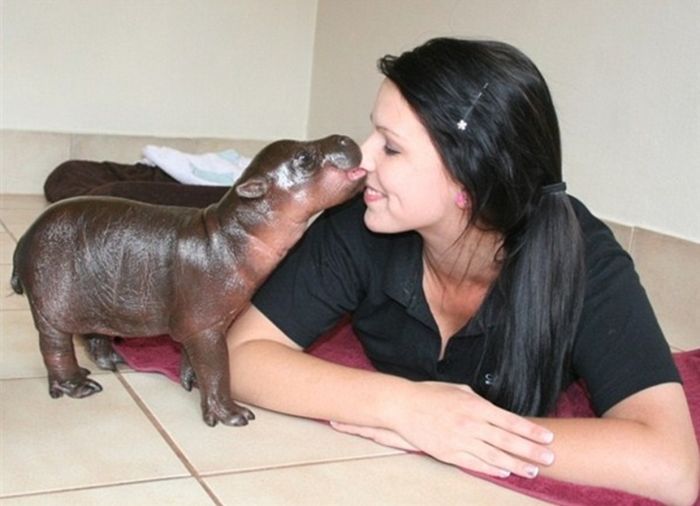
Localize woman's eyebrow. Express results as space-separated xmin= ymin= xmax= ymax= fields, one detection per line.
xmin=370 ymin=114 xmax=404 ymax=140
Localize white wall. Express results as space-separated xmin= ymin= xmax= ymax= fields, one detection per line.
xmin=308 ymin=0 xmax=700 ymax=242
xmin=1 ymin=0 xmax=318 ymax=140
xmin=2 ymin=0 xmax=698 ymax=241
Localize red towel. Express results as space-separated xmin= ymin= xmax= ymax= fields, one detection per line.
xmin=113 ymin=326 xmax=699 ymax=506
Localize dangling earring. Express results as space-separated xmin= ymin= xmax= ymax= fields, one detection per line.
xmin=455 ymin=191 xmax=468 ymax=209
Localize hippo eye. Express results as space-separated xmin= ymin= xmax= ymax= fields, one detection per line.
xmin=294 ymin=150 xmax=314 ymax=170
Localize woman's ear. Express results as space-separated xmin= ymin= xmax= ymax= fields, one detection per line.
xmin=455 ymin=190 xmax=469 ymax=210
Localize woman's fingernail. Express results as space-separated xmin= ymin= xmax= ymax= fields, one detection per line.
xmin=499 ymin=469 xmax=511 ymax=478
xmin=541 ymin=451 xmax=555 ymax=465
xmin=525 ymin=465 xmax=539 ymax=478
xmin=542 ymin=431 xmax=554 ymax=444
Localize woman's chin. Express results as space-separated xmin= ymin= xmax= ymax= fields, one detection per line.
xmin=363 ymin=210 xmax=404 ymax=234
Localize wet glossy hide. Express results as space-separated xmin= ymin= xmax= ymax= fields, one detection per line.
xmin=11 ymin=135 xmax=364 ymax=427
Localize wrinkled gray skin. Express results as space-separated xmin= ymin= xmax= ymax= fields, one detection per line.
xmin=11 ymin=135 xmax=364 ymax=427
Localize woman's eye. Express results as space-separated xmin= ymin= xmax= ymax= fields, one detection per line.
xmin=383 ymin=145 xmax=399 ymax=156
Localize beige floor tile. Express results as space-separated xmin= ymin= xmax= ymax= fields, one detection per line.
xmin=1 ymin=266 xmax=29 ymax=310
xmin=0 ymin=310 xmax=46 ymax=379
xmin=0 ymin=291 xmax=28 ymax=312
xmin=0 ymin=232 xmax=15 ymax=265
xmin=632 ymin=228 xmax=700 ymax=351
xmin=0 ymin=194 xmax=48 ymax=211
xmin=1 ymin=131 xmax=71 ymax=195
xmin=0 ymin=209 xmax=40 ymax=239
xmin=0 ymin=310 xmax=107 ymax=380
xmin=0 ymin=375 xmax=189 ymax=497
xmin=204 ymin=454 xmax=548 ymax=506
xmin=122 ymin=372 xmax=402 ymax=475
xmin=0 ymin=478 xmax=214 ymax=505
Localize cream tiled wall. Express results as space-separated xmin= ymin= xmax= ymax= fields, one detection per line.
xmin=1 ymin=129 xmax=269 ymax=194
xmin=1 ymin=129 xmax=698 ymax=352
xmin=631 ymin=229 xmax=700 ymax=351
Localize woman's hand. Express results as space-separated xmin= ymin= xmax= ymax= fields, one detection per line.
xmin=332 ymin=381 xmax=555 ymax=479
xmin=330 ymin=421 xmax=418 ymax=451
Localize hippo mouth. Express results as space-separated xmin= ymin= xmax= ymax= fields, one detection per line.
xmin=322 ymin=152 xmax=365 ymax=182
xmin=322 ymin=162 xmax=367 ymax=185
xmin=346 ymin=167 xmax=367 ymax=181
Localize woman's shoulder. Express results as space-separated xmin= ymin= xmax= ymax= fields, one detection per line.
xmin=565 ymin=196 xmax=678 ymax=415
xmin=567 ymin=195 xmax=630 ymax=263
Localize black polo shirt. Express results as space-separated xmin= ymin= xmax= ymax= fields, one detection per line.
xmin=253 ymin=195 xmax=680 ymax=415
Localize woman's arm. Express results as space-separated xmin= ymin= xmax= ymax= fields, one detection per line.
xmin=334 ymin=383 xmax=699 ymax=505
xmin=227 ymin=304 xmax=556 ymax=479
xmin=533 ymin=383 xmax=699 ymax=505
xmin=227 ymin=305 xmax=407 ymax=427
xmin=227 ymin=305 xmax=698 ymax=504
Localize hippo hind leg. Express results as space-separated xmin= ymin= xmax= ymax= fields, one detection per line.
xmin=84 ymin=333 xmax=124 ymax=371
xmin=179 ymin=350 xmax=198 ymax=391
xmin=39 ymin=330 xmax=103 ymax=398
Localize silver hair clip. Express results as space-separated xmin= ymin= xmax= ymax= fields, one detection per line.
xmin=457 ymin=82 xmax=490 ymax=131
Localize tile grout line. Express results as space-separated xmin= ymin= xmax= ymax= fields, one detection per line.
xmin=0 ymin=476 xmax=197 ymax=501
xmin=114 ymin=371 xmax=224 ymax=506
xmin=114 ymin=369 xmax=409 ymax=484
xmin=0 ymin=218 xmax=18 ymax=242
xmin=198 ymin=451 xmax=410 ymax=479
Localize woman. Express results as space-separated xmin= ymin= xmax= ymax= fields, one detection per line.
xmin=227 ymin=38 xmax=698 ymax=504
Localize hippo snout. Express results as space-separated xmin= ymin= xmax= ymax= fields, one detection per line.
xmin=336 ymin=135 xmax=353 ymax=148
xmin=322 ymin=135 xmax=362 ymax=171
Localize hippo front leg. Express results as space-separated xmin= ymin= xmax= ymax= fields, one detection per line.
xmin=179 ymin=330 xmax=254 ymax=427
xmin=39 ymin=330 xmax=102 ymax=398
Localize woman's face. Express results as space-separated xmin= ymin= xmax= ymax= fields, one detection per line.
xmin=360 ymin=79 xmax=465 ymax=236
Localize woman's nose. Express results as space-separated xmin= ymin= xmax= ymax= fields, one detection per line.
xmin=360 ymin=137 xmax=376 ymax=172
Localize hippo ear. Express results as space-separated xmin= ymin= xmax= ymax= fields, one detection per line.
xmin=235 ymin=177 xmax=269 ymax=199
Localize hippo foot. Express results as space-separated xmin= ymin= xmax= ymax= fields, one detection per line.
xmin=85 ymin=334 xmax=124 ymax=371
xmin=49 ymin=375 xmax=103 ymax=399
xmin=92 ymin=351 xmax=124 ymax=371
xmin=180 ymin=363 xmax=197 ymax=392
xmin=202 ymin=400 xmax=255 ymax=427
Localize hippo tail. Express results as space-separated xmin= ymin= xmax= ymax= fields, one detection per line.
xmin=10 ymin=266 xmax=23 ymax=295
xmin=10 ymin=237 xmax=24 ymax=295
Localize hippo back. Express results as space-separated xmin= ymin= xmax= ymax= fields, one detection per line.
xmin=13 ymin=197 xmax=196 ymax=336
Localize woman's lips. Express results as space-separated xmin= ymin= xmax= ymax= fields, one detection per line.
xmin=363 ymin=185 xmax=385 ymax=203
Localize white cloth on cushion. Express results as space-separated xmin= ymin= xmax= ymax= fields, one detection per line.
xmin=141 ymin=145 xmax=251 ymax=186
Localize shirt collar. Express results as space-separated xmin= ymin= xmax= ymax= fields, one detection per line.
xmin=382 ymin=231 xmax=423 ymax=308
xmin=381 ymin=231 xmax=499 ymax=338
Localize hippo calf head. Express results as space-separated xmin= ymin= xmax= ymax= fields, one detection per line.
xmin=232 ymin=135 xmax=366 ymax=223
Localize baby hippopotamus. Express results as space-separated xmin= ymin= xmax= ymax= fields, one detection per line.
xmin=11 ymin=135 xmax=366 ymax=427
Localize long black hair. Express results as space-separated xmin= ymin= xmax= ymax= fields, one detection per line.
xmin=379 ymin=38 xmax=585 ymax=416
